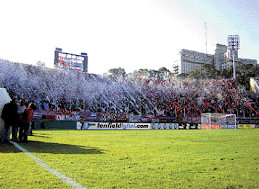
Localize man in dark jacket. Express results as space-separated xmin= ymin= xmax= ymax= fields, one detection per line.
xmin=1 ymin=99 xmax=19 ymax=142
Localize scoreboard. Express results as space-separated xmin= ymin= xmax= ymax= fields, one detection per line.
xmin=54 ymin=48 xmax=88 ymax=72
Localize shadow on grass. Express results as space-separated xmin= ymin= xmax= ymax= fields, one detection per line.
xmin=31 ymin=133 xmax=51 ymax=138
xmin=0 ymin=141 xmax=105 ymax=155
xmin=0 ymin=142 xmax=21 ymax=153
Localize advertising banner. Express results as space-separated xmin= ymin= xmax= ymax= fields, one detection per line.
xmin=42 ymin=111 xmax=55 ymax=120
xmin=201 ymin=124 xmax=221 ymax=129
xmin=32 ymin=111 xmax=42 ymax=120
xmin=238 ymin=124 xmax=254 ymax=129
xmin=55 ymin=114 xmax=65 ymax=121
xmin=128 ymin=115 xmax=141 ymax=123
xmin=221 ymin=124 xmax=237 ymax=129
xmin=101 ymin=112 xmax=117 ymax=122
xmin=237 ymin=117 xmax=259 ymax=124
xmin=211 ymin=124 xmax=221 ymax=129
xmin=186 ymin=123 xmax=200 ymax=129
xmin=152 ymin=123 xmax=162 ymax=129
xmin=141 ymin=117 xmax=152 ymax=123
xmin=151 ymin=118 xmax=160 ymax=123
xmin=186 ymin=117 xmax=201 ymax=123
xmin=85 ymin=116 xmax=102 ymax=122
xmin=161 ymin=117 xmax=177 ymax=122
xmin=201 ymin=124 xmax=209 ymax=129
xmin=250 ymin=117 xmax=259 ymax=123
xmin=237 ymin=117 xmax=251 ymax=124
xmin=192 ymin=117 xmax=201 ymax=123
xmin=116 ymin=113 xmax=127 ymax=122
xmin=152 ymin=123 xmax=178 ymax=129
xmin=77 ymin=122 xmax=151 ymax=130
xmin=178 ymin=122 xmax=186 ymax=129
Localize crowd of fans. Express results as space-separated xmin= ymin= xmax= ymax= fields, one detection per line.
xmin=1 ymin=59 xmax=259 ymax=121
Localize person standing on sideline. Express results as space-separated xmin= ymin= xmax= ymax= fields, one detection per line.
xmin=17 ymin=99 xmax=27 ymax=115
xmin=17 ymin=99 xmax=27 ymax=138
xmin=19 ymin=103 xmax=36 ymax=142
xmin=1 ymin=99 xmax=19 ymax=142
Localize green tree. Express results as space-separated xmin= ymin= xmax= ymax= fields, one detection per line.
xmin=158 ymin=67 xmax=171 ymax=78
xmin=108 ymin=67 xmax=126 ymax=78
xmin=131 ymin=69 xmax=150 ymax=78
xmin=176 ymin=63 xmax=259 ymax=90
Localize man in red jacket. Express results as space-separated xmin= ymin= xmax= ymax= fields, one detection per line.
xmin=19 ymin=103 xmax=36 ymax=142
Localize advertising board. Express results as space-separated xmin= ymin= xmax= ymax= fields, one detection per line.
xmin=201 ymin=124 xmax=221 ymax=129
xmin=186 ymin=123 xmax=200 ymax=129
xmin=55 ymin=115 xmax=65 ymax=121
xmin=77 ymin=122 xmax=151 ymax=130
xmin=221 ymin=124 xmax=237 ymax=129
xmin=152 ymin=123 xmax=178 ymax=129
xmin=32 ymin=111 xmax=42 ymax=120
xmin=128 ymin=115 xmax=141 ymax=123
xmin=211 ymin=124 xmax=221 ymax=129
xmin=178 ymin=122 xmax=186 ymax=129
xmin=237 ymin=124 xmax=254 ymax=129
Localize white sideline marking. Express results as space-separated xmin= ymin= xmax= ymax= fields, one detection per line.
xmin=10 ymin=141 xmax=86 ymax=189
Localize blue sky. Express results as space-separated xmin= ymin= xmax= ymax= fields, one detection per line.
xmin=0 ymin=0 xmax=258 ymax=75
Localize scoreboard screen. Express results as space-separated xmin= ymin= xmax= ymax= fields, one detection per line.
xmin=58 ymin=53 xmax=84 ymax=71
xmin=54 ymin=48 xmax=88 ymax=72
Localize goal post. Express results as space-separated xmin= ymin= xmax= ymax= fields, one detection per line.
xmin=201 ymin=113 xmax=237 ymax=129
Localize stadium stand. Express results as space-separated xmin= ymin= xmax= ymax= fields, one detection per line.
xmin=1 ymin=59 xmax=259 ymax=123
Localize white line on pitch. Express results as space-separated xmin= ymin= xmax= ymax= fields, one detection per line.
xmin=10 ymin=141 xmax=86 ymax=189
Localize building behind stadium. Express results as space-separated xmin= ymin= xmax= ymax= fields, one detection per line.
xmin=179 ymin=43 xmax=257 ymax=74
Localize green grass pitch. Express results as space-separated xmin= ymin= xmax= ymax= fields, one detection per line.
xmin=0 ymin=129 xmax=258 ymax=188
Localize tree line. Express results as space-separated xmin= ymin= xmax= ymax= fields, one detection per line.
xmin=108 ymin=63 xmax=259 ymax=90
xmin=178 ymin=63 xmax=259 ymax=90
xmin=108 ymin=67 xmax=172 ymax=79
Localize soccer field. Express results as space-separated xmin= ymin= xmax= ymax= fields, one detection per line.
xmin=0 ymin=129 xmax=258 ymax=189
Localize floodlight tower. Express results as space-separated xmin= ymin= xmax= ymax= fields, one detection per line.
xmin=227 ymin=35 xmax=240 ymax=79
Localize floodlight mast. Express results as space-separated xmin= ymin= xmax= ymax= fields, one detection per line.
xmin=227 ymin=35 xmax=240 ymax=79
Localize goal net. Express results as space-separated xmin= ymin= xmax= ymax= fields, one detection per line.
xmin=201 ymin=113 xmax=236 ymax=129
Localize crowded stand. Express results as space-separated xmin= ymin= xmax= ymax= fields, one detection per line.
xmin=1 ymin=59 xmax=259 ymax=123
